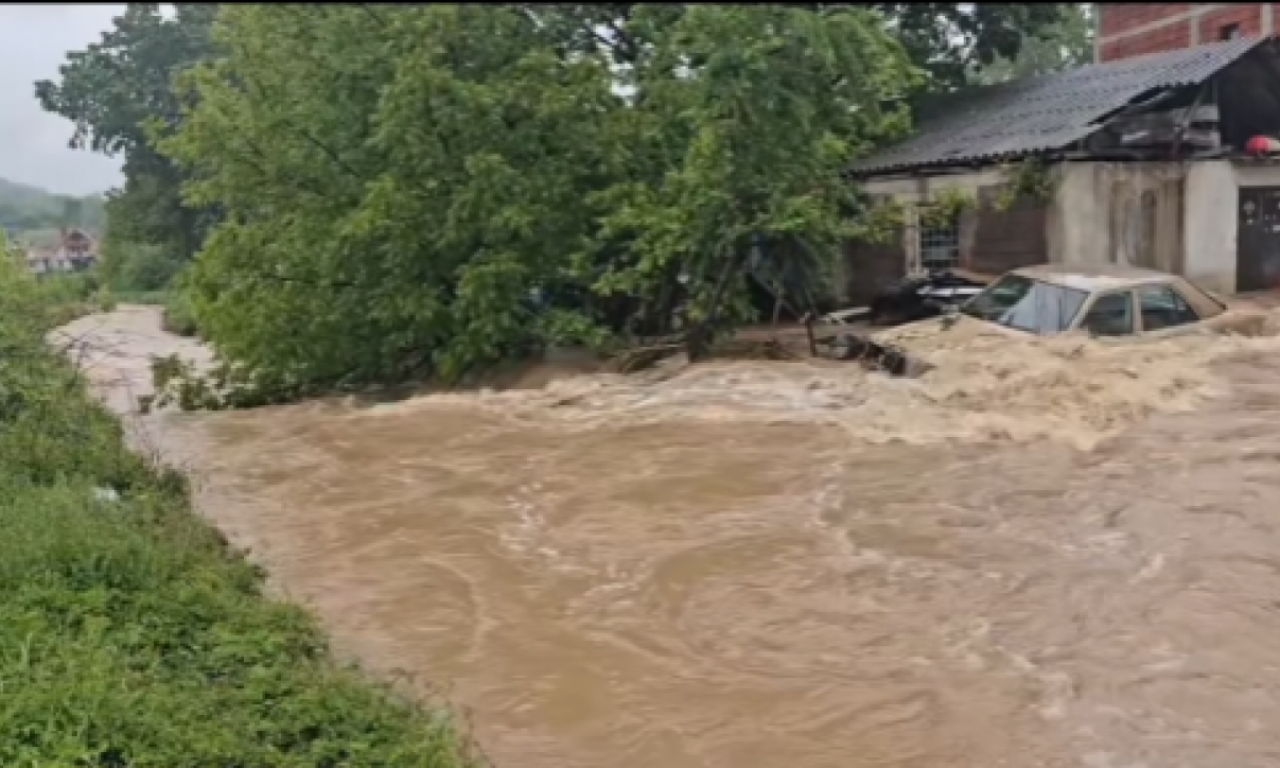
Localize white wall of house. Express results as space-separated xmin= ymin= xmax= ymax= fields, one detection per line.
xmin=1184 ymin=160 xmax=1280 ymax=294
xmin=1057 ymin=159 xmax=1280 ymax=295
xmin=1051 ymin=161 xmax=1186 ymax=272
xmin=1048 ymin=163 xmax=1107 ymax=266
xmin=859 ymin=159 xmax=1280 ymax=296
xmin=1182 ymin=160 xmax=1237 ymax=294
xmin=865 ymin=163 xmax=1196 ymax=280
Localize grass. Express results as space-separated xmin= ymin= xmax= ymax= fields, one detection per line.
xmin=0 ymin=261 xmax=478 ymax=764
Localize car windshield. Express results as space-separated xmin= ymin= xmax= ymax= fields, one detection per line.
xmin=960 ymin=274 xmax=1090 ymax=335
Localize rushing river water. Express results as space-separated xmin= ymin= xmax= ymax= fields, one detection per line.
xmin=53 ymin=304 xmax=1280 ymax=768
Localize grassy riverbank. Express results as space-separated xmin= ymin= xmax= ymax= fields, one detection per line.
xmin=0 ymin=263 xmax=475 ymax=763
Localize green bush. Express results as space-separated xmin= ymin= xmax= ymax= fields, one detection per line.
xmin=0 ymin=232 xmax=478 ymax=766
xmin=101 ymin=239 xmax=185 ymax=294
xmin=162 ymin=290 xmax=200 ymax=337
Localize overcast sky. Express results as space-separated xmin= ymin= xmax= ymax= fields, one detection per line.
xmin=0 ymin=4 xmax=126 ymax=196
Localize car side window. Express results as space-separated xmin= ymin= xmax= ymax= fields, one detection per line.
xmin=1080 ymin=291 xmax=1134 ymax=337
xmin=1138 ymin=285 xmax=1200 ymax=332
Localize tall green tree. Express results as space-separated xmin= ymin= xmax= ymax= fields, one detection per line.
xmin=35 ymin=3 xmax=218 ymax=264
xmin=587 ymin=5 xmax=917 ymax=356
xmin=159 ymin=4 xmax=916 ymax=389
xmin=155 ymin=3 xmax=1073 ymax=396
xmin=531 ymin=4 xmax=1071 ymax=89
xmin=877 ymin=3 xmax=1073 ymax=88
xmin=161 ymin=5 xmax=630 ymax=387
xmin=973 ymin=5 xmax=1093 ymax=84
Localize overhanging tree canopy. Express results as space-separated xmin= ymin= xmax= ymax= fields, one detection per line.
xmin=38 ymin=3 xmax=1073 ymax=396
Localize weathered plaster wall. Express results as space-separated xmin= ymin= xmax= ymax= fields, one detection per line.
xmin=1052 ymin=161 xmax=1188 ymax=277
xmin=1185 ymin=160 xmax=1280 ymax=293
xmin=1057 ymin=159 xmax=1280 ymax=295
xmin=1183 ymin=160 xmax=1237 ymax=293
xmin=857 ymin=159 xmax=1280 ymax=299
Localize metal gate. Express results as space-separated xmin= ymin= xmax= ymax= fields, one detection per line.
xmin=1237 ymin=187 xmax=1280 ymax=292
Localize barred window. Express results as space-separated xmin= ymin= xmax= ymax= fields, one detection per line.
xmin=918 ymin=209 xmax=960 ymax=271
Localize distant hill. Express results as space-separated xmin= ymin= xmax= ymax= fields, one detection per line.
xmin=0 ymin=178 xmax=50 ymax=204
xmin=0 ymin=177 xmax=106 ymax=239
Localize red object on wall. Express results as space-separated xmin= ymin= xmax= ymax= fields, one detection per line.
xmin=1247 ymin=136 xmax=1280 ymax=154
xmin=1097 ymin=4 xmax=1276 ymax=63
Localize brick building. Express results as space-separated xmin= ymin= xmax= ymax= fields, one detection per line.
xmin=1097 ymin=4 xmax=1279 ymax=62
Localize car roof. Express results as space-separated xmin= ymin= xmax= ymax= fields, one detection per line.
xmin=1004 ymin=263 xmax=1227 ymax=319
xmin=1009 ymin=263 xmax=1178 ymax=292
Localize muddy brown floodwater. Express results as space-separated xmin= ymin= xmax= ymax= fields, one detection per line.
xmin=53 ymin=304 xmax=1280 ymax=768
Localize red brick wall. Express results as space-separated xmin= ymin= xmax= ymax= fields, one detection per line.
xmin=1100 ymin=4 xmax=1191 ymax=38
xmin=1196 ymin=5 xmax=1268 ymax=39
xmin=1097 ymin=4 xmax=1275 ymax=63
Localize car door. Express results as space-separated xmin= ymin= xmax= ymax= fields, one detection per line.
xmin=1073 ymin=289 xmax=1138 ymax=339
xmin=1134 ymin=283 xmax=1203 ymax=338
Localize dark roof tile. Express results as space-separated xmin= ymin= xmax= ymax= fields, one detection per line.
xmin=851 ymin=36 xmax=1271 ymax=176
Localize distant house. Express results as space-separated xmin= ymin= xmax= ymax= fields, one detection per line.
xmin=58 ymin=227 xmax=97 ymax=269
xmin=25 ymin=246 xmax=56 ymax=275
xmin=26 ymin=227 xmax=99 ymax=275
xmin=840 ymin=35 xmax=1280 ymax=304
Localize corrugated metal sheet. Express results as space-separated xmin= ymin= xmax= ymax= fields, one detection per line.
xmin=850 ymin=36 xmax=1270 ymax=176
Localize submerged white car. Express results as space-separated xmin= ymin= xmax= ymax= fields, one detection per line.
xmin=845 ymin=264 xmax=1267 ymax=376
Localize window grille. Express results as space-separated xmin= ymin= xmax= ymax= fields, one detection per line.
xmin=918 ymin=209 xmax=961 ymax=271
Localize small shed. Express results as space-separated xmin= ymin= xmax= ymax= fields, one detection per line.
xmin=841 ymin=35 xmax=1280 ymax=303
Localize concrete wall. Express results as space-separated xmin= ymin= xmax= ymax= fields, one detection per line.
xmin=1097 ymin=4 xmax=1275 ymax=63
xmin=1051 ymin=162 xmax=1187 ymax=275
xmin=858 ymin=159 xmax=1280 ymax=297
xmin=1183 ymin=160 xmax=1237 ymax=293
xmin=1056 ymin=159 xmax=1280 ymax=295
xmin=1185 ymin=160 xmax=1280 ymax=293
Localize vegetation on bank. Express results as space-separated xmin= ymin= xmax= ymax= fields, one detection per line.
xmin=0 ymin=235 xmax=478 ymax=764
xmin=28 ymin=270 xmax=114 ymax=325
xmin=32 ymin=4 xmax=1096 ymax=413
xmin=161 ymin=290 xmax=199 ymax=337
xmin=36 ymin=3 xmax=1092 ymax=405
